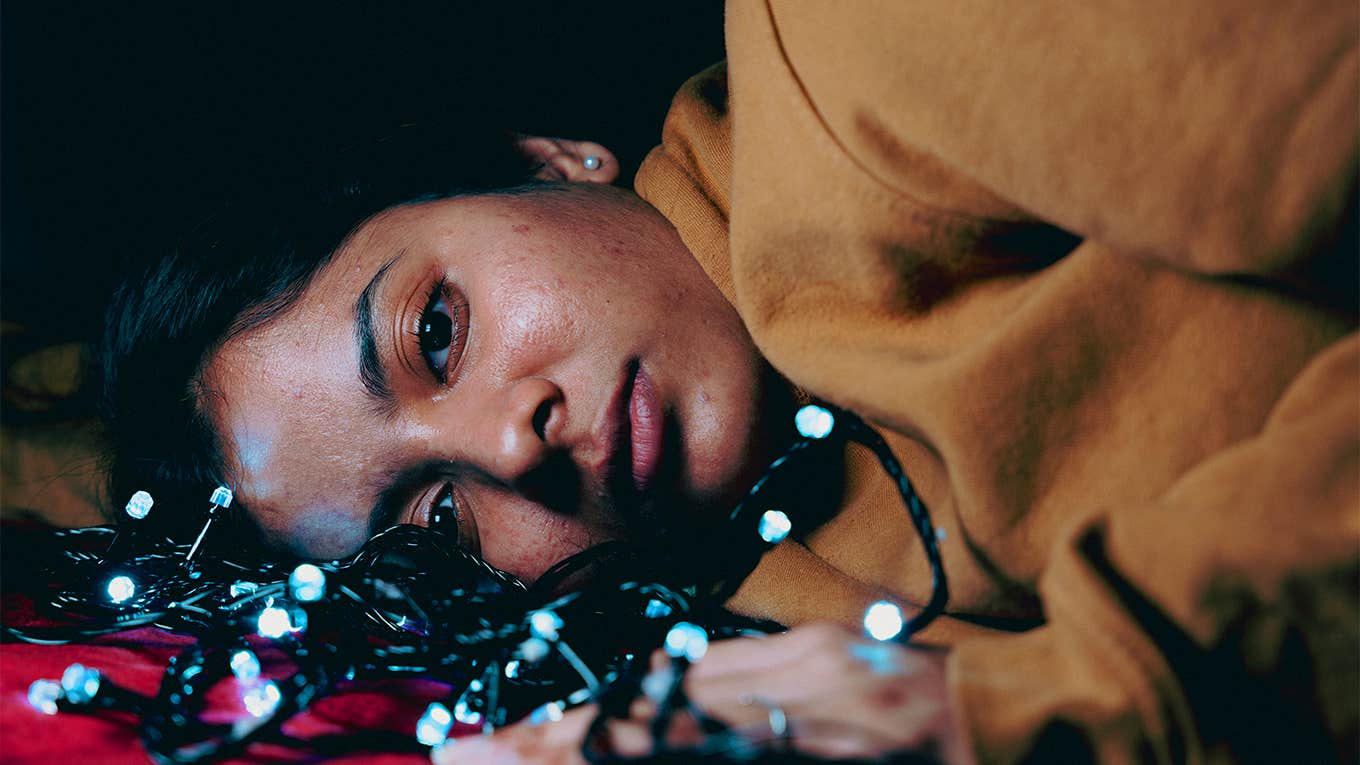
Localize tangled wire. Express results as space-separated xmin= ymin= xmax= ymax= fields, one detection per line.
xmin=4 ymin=404 xmax=947 ymax=764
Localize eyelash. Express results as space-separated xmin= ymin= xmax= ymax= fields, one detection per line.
xmin=409 ymin=277 xmax=469 ymax=385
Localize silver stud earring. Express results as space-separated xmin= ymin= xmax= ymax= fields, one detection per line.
xmin=582 ymin=155 xmax=601 ymax=171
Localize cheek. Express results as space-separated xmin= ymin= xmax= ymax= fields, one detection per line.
xmin=504 ymin=280 xmax=580 ymax=348
xmin=284 ymin=505 xmax=373 ymax=560
xmin=483 ymin=265 xmax=585 ymax=372
xmin=470 ymin=494 xmax=597 ymax=582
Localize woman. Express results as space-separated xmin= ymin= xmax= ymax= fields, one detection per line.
xmin=104 ymin=2 xmax=1358 ymax=763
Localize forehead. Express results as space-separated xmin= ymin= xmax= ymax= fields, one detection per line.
xmin=202 ymin=204 xmax=452 ymax=555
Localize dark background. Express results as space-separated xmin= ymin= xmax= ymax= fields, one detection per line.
xmin=2 ymin=1 xmax=726 ymax=343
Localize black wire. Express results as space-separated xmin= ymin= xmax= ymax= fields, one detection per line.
xmin=5 ymin=403 xmax=947 ymax=765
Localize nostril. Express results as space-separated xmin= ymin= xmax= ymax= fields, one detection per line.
xmin=532 ymin=399 xmax=553 ymax=442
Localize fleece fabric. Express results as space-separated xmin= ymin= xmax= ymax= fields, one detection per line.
xmin=635 ymin=1 xmax=1359 ymax=762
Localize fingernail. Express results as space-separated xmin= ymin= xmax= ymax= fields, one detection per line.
xmin=430 ymin=737 xmax=454 ymax=764
xmin=640 ymin=666 xmax=675 ymax=703
xmin=434 ymin=736 xmax=500 ymax=763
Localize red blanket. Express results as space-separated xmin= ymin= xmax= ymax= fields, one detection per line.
xmin=2 ymin=554 xmax=447 ymax=764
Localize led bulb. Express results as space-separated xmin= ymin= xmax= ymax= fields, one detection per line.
xmin=528 ymin=700 xmax=564 ymax=725
xmin=209 ymin=485 xmax=234 ymax=508
xmin=416 ymin=702 xmax=453 ymax=747
xmin=643 ymin=598 xmax=673 ymax=619
xmin=230 ymin=649 xmax=262 ymax=684
xmin=863 ymin=600 xmax=905 ymax=641
xmin=663 ymin=622 xmax=709 ymax=662
xmin=453 ymin=697 xmax=483 ymax=726
xmin=27 ymin=679 xmax=61 ymax=715
xmin=288 ymin=564 xmax=326 ymax=602
xmin=794 ymin=405 xmax=835 ymax=439
xmin=517 ymin=637 xmax=550 ymax=663
xmin=242 ymin=680 xmax=281 ymax=718
xmin=124 ymin=491 xmax=154 ymax=520
xmin=107 ymin=575 xmax=136 ymax=604
xmin=757 ymin=509 xmax=792 ymax=544
xmin=60 ymin=664 xmax=101 ymax=704
xmin=256 ymin=606 xmax=295 ymax=639
xmin=528 ymin=610 xmax=563 ymax=641
xmin=229 ymin=581 xmax=260 ymax=599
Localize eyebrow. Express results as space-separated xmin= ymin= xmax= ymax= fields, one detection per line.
xmin=355 ymin=253 xmax=403 ymax=408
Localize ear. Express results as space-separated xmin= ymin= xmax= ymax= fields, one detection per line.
xmin=515 ymin=135 xmax=620 ymax=184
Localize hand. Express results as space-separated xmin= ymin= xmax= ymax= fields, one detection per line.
xmin=431 ymin=622 xmax=975 ymax=764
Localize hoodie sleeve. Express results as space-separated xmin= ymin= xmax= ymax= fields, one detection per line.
xmin=950 ymin=333 xmax=1359 ymax=763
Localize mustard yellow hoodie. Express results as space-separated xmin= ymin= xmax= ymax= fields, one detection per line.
xmin=636 ymin=2 xmax=1358 ymax=762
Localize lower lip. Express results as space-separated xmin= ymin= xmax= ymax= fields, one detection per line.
xmin=628 ymin=366 xmax=664 ymax=493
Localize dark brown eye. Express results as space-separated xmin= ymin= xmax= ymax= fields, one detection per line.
xmin=418 ymin=281 xmax=459 ymax=383
xmin=428 ymin=484 xmax=459 ymax=540
xmin=420 ymin=307 xmax=452 ymax=353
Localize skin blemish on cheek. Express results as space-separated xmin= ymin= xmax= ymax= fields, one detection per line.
xmin=513 ymin=224 xmax=531 ymax=236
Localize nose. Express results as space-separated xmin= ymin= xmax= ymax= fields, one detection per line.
xmin=476 ymin=377 xmax=563 ymax=485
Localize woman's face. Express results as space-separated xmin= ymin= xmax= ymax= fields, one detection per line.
xmin=203 ymin=184 xmax=779 ymax=580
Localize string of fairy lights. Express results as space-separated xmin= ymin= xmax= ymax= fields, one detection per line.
xmin=7 ymin=405 xmax=947 ymax=764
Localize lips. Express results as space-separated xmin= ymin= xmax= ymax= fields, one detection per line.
xmin=627 ymin=365 xmax=664 ymax=493
xmin=598 ymin=359 xmax=665 ymax=512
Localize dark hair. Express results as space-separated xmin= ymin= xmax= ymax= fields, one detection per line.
xmin=101 ymin=123 xmax=540 ymax=540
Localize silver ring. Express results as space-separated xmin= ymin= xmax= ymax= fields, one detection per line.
xmin=582 ymin=155 xmax=601 ymax=171
xmin=739 ymin=693 xmax=788 ymax=743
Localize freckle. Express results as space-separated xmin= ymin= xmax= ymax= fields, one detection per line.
xmin=513 ymin=224 xmax=531 ymax=236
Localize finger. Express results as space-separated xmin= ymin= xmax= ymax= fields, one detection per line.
xmin=650 ymin=622 xmax=859 ymax=679
xmin=432 ymin=705 xmax=595 ymax=765
xmin=690 ymin=637 xmax=944 ymax=736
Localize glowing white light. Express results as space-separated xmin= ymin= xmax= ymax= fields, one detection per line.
xmin=528 ymin=701 xmax=564 ymax=725
xmin=503 ymin=660 xmax=521 ymax=679
xmin=124 ymin=491 xmax=154 ymax=520
xmin=664 ymin=622 xmax=709 ymax=662
xmin=528 ymin=610 xmax=563 ymax=641
xmin=230 ymin=650 xmax=262 ymax=684
xmin=453 ymin=697 xmax=483 ymax=726
xmin=794 ymin=405 xmax=835 ymax=439
xmin=256 ymin=606 xmax=295 ymax=639
xmin=757 ymin=509 xmax=792 ymax=544
xmin=416 ymin=702 xmax=453 ymax=746
xmin=209 ymin=485 xmax=234 ymax=507
xmin=863 ymin=600 xmax=905 ymax=641
xmin=242 ymin=681 xmax=281 ymax=718
xmin=643 ymin=599 xmax=673 ymax=619
xmin=517 ymin=637 xmax=550 ymax=663
xmin=288 ymin=564 xmax=326 ymax=603
xmin=60 ymin=664 xmax=100 ymax=704
xmin=27 ymin=679 xmax=61 ymax=715
xmin=229 ymin=581 xmax=259 ymax=599
xmin=107 ymin=575 xmax=136 ymax=604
